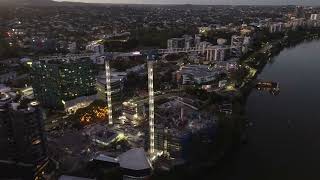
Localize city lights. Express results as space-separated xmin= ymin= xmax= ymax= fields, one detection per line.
xmin=1 ymin=2 xmax=319 ymax=180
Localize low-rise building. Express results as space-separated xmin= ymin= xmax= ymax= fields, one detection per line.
xmin=167 ymin=35 xmax=197 ymax=50
xmin=198 ymin=26 xmax=212 ymax=34
xmin=214 ymin=59 xmax=239 ymax=72
xmin=68 ymin=42 xmax=77 ymax=53
xmin=167 ymin=38 xmax=185 ymax=50
xmin=311 ymin=14 xmax=320 ymax=21
xmin=86 ymin=41 xmax=104 ymax=55
xmin=177 ymin=65 xmax=219 ymax=85
xmin=96 ymin=71 xmax=127 ymax=102
xmin=63 ymin=94 xmax=98 ymax=114
xmin=269 ymin=22 xmax=284 ymax=33
xmin=91 ymin=148 xmax=152 ymax=180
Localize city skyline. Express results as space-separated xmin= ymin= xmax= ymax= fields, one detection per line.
xmin=53 ymin=0 xmax=320 ymax=5
xmin=1 ymin=2 xmax=320 ymax=179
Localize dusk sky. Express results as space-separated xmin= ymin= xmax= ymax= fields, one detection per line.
xmin=54 ymin=0 xmax=320 ymax=5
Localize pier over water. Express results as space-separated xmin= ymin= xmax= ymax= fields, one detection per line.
xmin=256 ymin=81 xmax=280 ymax=95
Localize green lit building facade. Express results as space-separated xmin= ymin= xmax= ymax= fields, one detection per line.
xmin=31 ymin=57 xmax=96 ymax=109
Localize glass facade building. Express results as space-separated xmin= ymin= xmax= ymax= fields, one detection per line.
xmin=31 ymin=57 xmax=96 ymax=109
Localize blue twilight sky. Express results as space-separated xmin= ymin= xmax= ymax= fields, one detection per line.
xmin=54 ymin=0 xmax=320 ymax=6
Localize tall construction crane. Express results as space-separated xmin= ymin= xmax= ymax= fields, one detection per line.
xmin=104 ymin=53 xmax=113 ymax=125
xmin=144 ymin=50 xmax=158 ymax=155
xmin=103 ymin=50 xmax=159 ymax=155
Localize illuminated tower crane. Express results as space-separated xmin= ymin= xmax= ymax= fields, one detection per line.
xmin=105 ymin=54 xmax=113 ymax=125
xmin=104 ymin=50 xmax=157 ymax=153
xmin=146 ymin=51 xmax=157 ymax=155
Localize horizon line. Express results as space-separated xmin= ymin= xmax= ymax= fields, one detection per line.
xmin=52 ymin=1 xmax=317 ymax=6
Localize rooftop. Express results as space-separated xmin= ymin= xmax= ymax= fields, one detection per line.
xmin=118 ymin=148 xmax=152 ymax=170
xmin=179 ymin=64 xmax=218 ymax=78
xmin=97 ymin=71 xmax=127 ymax=85
xmin=94 ymin=154 xmax=118 ymax=164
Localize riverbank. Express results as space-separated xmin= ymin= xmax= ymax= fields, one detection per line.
xmin=196 ymin=29 xmax=320 ymax=180
xmin=151 ymin=27 xmax=320 ymax=180
xmin=222 ymin=37 xmax=320 ymax=180
xmin=240 ymin=27 xmax=320 ymax=97
xmin=236 ymin=27 xmax=320 ymax=149
xmin=214 ymin=27 xmax=320 ymax=179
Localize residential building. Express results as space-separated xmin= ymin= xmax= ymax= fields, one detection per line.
xmin=167 ymin=35 xmax=197 ymax=50
xmin=0 ymin=100 xmax=49 ymax=179
xmin=295 ymin=6 xmax=305 ymax=18
xmin=167 ymin=38 xmax=185 ymax=50
xmin=183 ymin=35 xmax=193 ymax=49
xmin=31 ymin=57 xmax=96 ymax=109
xmin=230 ymin=35 xmax=244 ymax=58
xmin=68 ymin=42 xmax=77 ymax=53
xmin=269 ymin=22 xmax=284 ymax=33
xmin=310 ymin=14 xmax=320 ymax=21
xmin=213 ymin=46 xmax=227 ymax=61
xmin=96 ymin=71 xmax=127 ymax=102
xmin=86 ymin=41 xmax=105 ymax=55
xmin=242 ymin=36 xmax=252 ymax=54
xmin=194 ymin=34 xmax=201 ymax=47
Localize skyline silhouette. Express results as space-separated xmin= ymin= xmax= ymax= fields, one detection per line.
xmin=53 ymin=0 xmax=320 ymax=6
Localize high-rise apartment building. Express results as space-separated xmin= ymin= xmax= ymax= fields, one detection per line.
xmin=194 ymin=34 xmax=201 ymax=47
xmin=31 ymin=57 xmax=96 ymax=109
xmin=230 ymin=35 xmax=245 ymax=58
xmin=0 ymin=100 xmax=49 ymax=179
xmin=167 ymin=35 xmax=198 ymax=50
xmin=295 ymin=6 xmax=305 ymax=18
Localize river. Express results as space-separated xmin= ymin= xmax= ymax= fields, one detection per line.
xmin=216 ymin=40 xmax=320 ymax=180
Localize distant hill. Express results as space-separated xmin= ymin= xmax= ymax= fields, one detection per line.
xmin=0 ymin=0 xmax=109 ymax=7
xmin=0 ymin=0 xmax=58 ymax=6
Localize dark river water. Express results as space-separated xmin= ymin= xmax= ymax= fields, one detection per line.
xmin=218 ymin=40 xmax=320 ymax=180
